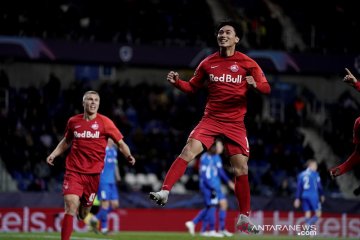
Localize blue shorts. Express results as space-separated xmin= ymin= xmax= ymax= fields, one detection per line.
xmin=97 ymin=183 xmax=119 ymax=201
xmin=302 ymin=197 xmax=321 ymax=212
xmin=201 ymin=187 xmax=218 ymax=206
xmin=215 ymin=187 xmax=225 ymax=201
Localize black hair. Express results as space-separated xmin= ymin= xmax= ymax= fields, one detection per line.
xmin=215 ymin=20 xmax=243 ymax=39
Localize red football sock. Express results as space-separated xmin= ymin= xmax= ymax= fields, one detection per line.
xmin=61 ymin=214 xmax=73 ymax=240
xmin=235 ymin=175 xmax=251 ymax=216
xmin=162 ymin=157 xmax=188 ymax=191
xmin=335 ymin=151 xmax=360 ymax=175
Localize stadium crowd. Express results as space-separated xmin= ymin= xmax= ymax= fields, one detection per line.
xmin=1 ymin=0 xmax=358 ymax=53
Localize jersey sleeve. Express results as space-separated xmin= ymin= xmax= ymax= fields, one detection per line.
xmin=174 ymin=60 xmax=206 ymax=93
xmin=354 ymin=81 xmax=360 ymax=92
xmin=353 ymin=117 xmax=360 ymax=144
xmin=64 ymin=118 xmax=74 ymax=141
xmin=248 ymin=60 xmax=271 ymax=94
xmin=102 ymin=116 xmax=123 ymax=142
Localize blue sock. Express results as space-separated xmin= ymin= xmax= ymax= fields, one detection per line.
xmin=201 ymin=212 xmax=209 ymax=232
xmin=96 ymin=207 xmax=109 ymax=230
xmin=219 ymin=209 xmax=226 ymax=231
xmin=193 ymin=208 xmax=208 ymax=224
xmin=207 ymin=206 xmax=216 ymax=231
xmin=307 ymin=216 xmax=318 ymax=225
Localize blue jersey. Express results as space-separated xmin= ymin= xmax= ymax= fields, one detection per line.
xmin=296 ymin=169 xmax=324 ymax=201
xmin=100 ymin=146 xmax=118 ymax=184
xmin=213 ymin=154 xmax=231 ymax=189
xmin=199 ymin=153 xmax=231 ymax=190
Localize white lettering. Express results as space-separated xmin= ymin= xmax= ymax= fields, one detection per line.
xmin=348 ymin=218 xmax=360 ymax=237
xmin=23 ymin=207 xmax=29 ymax=232
xmin=74 ymin=131 xmax=100 ymax=139
xmin=322 ymin=218 xmax=340 ymax=237
xmin=30 ymin=212 xmax=46 ymax=232
xmin=209 ymin=74 xmax=242 ymax=83
xmin=2 ymin=212 xmax=21 ymax=231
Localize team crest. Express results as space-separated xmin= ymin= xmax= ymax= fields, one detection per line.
xmin=91 ymin=122 xmax=99 ymax=130
xmin=230 ymin=65 xmax=239 ymax=72
xmin=63 ymin=181 xmax=69 ymax=190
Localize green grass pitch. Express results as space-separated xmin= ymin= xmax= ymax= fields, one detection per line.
xmin=0 ymin=231 xmax=357 ymax=240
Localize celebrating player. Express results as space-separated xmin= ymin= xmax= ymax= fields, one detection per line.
xmin=46 ymin=91 xmax=135 ymax=240
xmin=329 ymin=68 xmax=360 ymax=195
xmin=294 ymin=159 xmax=325 ymax=225
xmin=149 ymin=20 xmax=271 ymax=234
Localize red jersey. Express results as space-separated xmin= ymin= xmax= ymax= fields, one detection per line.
xmin=175 ymin=51 xmax=270 ymax=122
xmin=353 ymin=117 xmax=360 ymax=144
xmin=64 ymin=113 xmax=123 ymax=174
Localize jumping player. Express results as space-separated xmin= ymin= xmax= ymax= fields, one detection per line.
xmin=149 ymin=20 xmax=271 ymax=234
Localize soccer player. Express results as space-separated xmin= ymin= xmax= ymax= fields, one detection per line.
xmin=294 ymin=159 xmax=325 ymax=226
xmin=185 ymin=140 xmax=234 ymax=237
xmin=46 ymin=91 xmax=135 ymax=240
xmin=89 ymin=139 xmax=121 ymax=234
xmin=149 ymin=20 xmax=271 ymax=234
xmin=329 ymin=68 xmax=360 ymax=195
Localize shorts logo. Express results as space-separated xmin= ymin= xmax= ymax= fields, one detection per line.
xmin=63 ymin=181 xmax=69 ymax=190
xmin=230 ymin=65 xmax=239 ymax=72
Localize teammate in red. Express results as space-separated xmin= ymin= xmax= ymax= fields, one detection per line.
xmin=149 ymin=21 xmax=271 ymax=234
xmin=46 ymin=91 xmax=135 ymax=240
xmin=329 ymin=68 xmax=360 ymax=195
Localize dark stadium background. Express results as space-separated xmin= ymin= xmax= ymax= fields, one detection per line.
xmin=0 ymin=0 xmax=359 ymax=238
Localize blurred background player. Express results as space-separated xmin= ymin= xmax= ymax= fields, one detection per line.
xmin=149 ymin=20 xmax=270 ymax=235
xmin=294 ymin=159 xmax=325 ymax=226
xmin=89 ymin=139 xmax=121 ymax=234
xmin=46 ymin=91 xmax=136 ymax=240
xmin=185 ymin=140 xmax=234 ymax=237
xmin=329 ymin=68 xmax=360 ymax=195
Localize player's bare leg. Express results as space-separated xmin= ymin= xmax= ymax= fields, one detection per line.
xmin=149 ymin=138 xmax=203 ymax=206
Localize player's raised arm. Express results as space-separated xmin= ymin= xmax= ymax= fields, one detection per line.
xmin=167 ymin=71 xmax=179 ymax=85
xmin=343 ymin=68 xmax=360 ymax=92
xmin=168 ymin=63 xmax=205 ymax=94
xmin=343 ymin=68 xmax=357 ymax=85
